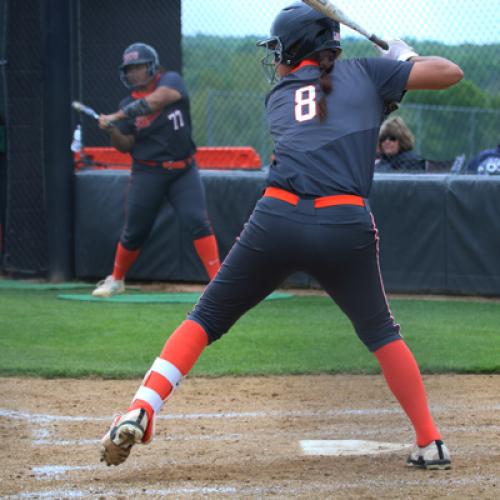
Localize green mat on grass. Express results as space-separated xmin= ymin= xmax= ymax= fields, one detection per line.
xmin=58 ymin=292 xmax=293 ymax=304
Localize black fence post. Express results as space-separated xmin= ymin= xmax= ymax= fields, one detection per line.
xmin=40 ymin=0 xmax=74 ymax=281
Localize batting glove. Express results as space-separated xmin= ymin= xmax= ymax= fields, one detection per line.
xmin=375 ymin=39 xmax=419 ymax=61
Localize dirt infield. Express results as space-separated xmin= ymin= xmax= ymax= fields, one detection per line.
xmin=1 ymin=375 xmax=499 ymax=499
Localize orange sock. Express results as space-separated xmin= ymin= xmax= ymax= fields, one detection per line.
xmin=128 ymin=320 xmax=208 ymax=420
xmin=193 ymin=234 xmax=220 ymax=280
xmin=112 ymin=242 xmax=140 ymax=280
xmin=374 ymin=339 xmax=441 ymax=446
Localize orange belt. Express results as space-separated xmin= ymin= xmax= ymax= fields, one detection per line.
xmin=264 ymin=186 xmax=365 ymax=208
xmin=136 ymin=155 xmax=194 ymax=170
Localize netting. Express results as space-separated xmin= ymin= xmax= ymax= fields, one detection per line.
xmin=0 ymin=0 xmax=6 ymax=267
xmin=75 ymin=0 xmax=182 ymax=148
xmin=182 ymin=0 xmax=500 ymax=164
xmin=2 ymin=0 xmax=48 ymax=276
xmin=1 ymin=0 xmax=499 ymax=277
xmin=1 ymin=0 xmax=181 ymax=276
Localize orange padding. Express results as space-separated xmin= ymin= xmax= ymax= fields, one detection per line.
xmin=76 ymin=147 xmax=130 ymax=169
xmin=264 ymin=186 xmax=365 ymax=208
xmin=74 ymin=146 xmax=262 ymax=171
xmin=196 ymin=147 xmax=261 ymax=169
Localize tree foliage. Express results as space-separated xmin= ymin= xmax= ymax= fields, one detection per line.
xmin=183 ymin=35 xmax=500 ymax=161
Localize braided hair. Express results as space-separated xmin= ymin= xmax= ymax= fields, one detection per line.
xmin=316 ymin=50 xmax=340 ymax=122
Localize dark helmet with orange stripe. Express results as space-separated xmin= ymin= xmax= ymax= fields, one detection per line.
xmin=257 ymin=1 xmax=341 ymax=82
xmin=119 ymin=42 xmax=159 ymax=89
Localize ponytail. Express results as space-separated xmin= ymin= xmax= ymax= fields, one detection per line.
xmin=317 ymin=50 xmax=339 ymax=122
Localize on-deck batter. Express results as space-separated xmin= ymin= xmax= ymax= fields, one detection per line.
xmin=92 ymin=43 xmax=220 ymax=298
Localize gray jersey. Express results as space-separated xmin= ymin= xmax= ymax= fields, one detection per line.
xmin=265 ymin=58 xmax=413 ymax=198
xmin=118 ymin=71 xmax=196 ymax=162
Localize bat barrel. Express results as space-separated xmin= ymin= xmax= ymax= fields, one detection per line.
xmin=72 ymin=101 xmax=99 ymax=120
xmin=302 ymin=0 xmax=388 ymax=51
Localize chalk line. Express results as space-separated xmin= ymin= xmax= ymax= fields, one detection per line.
xmin=8 ymin=474 xmax=499 ymax=499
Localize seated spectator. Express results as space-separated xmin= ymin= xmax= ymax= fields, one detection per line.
xmin=375 ymin=117 xmax=425 ymax=172
xmin=465 ymin=143 xmax=500 ymax=175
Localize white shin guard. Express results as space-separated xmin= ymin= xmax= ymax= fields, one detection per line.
xmin=132 ymin=357 xmax=183 ymax=413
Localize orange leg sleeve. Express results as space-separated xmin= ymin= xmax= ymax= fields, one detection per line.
xmin=112 ymin=242 xmax=140 ymax=280
xmin=193 ymin=234 xmax=221 ymax=280
xmin=374 ymin=339 xmax=441 ymax=446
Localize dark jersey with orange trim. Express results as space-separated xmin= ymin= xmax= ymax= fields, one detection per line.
xmin=118 ymin=71 xmax=196 ymax=162
xmin=265 ymin=58 xmax=413 ymax=198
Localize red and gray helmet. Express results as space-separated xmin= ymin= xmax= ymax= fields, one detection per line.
xmin=119 ymin=42 xmax=159 ymax=89
xmin=257 ymin=2 xmax=341 ymax=82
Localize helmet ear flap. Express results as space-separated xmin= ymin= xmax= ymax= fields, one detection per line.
xmin=146 ymin=59 xmax=157 ymax=79
xmin=144 ymin=44 xmax=160 ymax=72
xmin=282 ymin=40 xmax=303 ymax=66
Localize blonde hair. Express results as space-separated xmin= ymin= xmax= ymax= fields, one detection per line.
xmin=379 ymin=116 xmax=415 ymax=153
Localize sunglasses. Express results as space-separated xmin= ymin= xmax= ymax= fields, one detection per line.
xmin=380 ymin=135 xmax=399 ymax=142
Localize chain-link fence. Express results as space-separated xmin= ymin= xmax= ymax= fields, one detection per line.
xmin=1 ymin=0 xmax=49 ymax=276
xmin=1 ymin=0 xmax=499 ymax=278
xmin=182 ymin=0 xmax=500 ymax=164
xmin=1 ymin=0 xmax=181 ymax=277
xmin=73 ymin=0 xmax=182 ymax=148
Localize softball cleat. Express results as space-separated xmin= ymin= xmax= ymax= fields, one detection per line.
xmin=100 ymin=408 xmax=153 ymax=466
xmin=406 ymin=439 xmax=451 ymax=470
xmin=92 ymin=275 xmax=125 ymax=297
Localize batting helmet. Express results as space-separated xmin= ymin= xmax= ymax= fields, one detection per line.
xmin=257 ymin=2 xmax=341 ymax=82
xmin=119 ymin=42 xmax=160 ymax=89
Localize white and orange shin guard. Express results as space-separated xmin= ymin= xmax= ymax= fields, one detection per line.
xmin=129 ymin=358 xmax=183 ymax=443
xmin=127 ymin=320 xmax=209 ymax=443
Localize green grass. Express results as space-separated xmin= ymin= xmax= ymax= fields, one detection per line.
xmin=0 ymin=288 xmax=498 ymax=377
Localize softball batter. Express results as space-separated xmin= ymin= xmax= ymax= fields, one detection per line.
xmin=92 ymin=42 xmax=220 ymax=297
xmin=100 ymin=4 xmax=463 ymax=469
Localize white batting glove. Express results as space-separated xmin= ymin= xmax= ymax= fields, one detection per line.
xmin=375 ymin=39 xmax=419 ymax=61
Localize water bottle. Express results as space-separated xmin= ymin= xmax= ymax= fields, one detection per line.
xmin=71 ymin=124 xmax=82 ymax=153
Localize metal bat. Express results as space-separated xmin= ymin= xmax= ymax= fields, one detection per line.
xmin=72 ymin=100 xmax=117 ymax=128
xmin=302 ymin=0 xmax=389 ymax=50
xmin=71 ymin=100 xmax=99 ymax=120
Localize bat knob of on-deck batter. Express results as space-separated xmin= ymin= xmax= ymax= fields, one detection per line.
xmin=369 ymin=35 xmax=389 ymax=51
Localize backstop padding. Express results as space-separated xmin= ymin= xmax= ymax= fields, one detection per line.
xmin=74 ymin=170 xmax=500 ymax=295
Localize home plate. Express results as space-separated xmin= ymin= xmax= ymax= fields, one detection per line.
xmin=300 ymin=440 xmax=410 ymax=456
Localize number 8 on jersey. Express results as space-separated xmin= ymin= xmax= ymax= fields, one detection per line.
xmin=295 ymin=85 xmax=317 ymax=122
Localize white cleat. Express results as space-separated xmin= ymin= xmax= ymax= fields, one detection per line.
xmin=100 ymin=408 xmax=151 ymax=466
xmin=92 ymin=275 xmax=125 ymax=298
xmin=407 ymin=440 xmax=451 ymax=470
